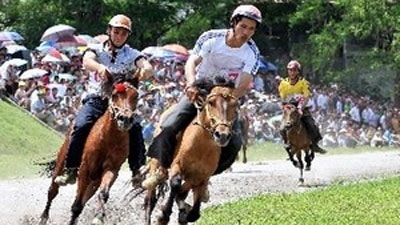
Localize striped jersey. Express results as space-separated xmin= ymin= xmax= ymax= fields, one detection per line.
xmin=192 ymin=29 xmax=260 ymax=86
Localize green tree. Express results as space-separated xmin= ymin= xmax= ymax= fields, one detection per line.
xmin=289 ymin=0 xmax=400 ymax=105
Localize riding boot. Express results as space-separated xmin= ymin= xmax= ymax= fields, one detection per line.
xmin=128 ymin=122 xmax=147 ymax=187
xmin=301 ymin=113 xmax=327 ymax=154
xmin=54 ymin=168 xmax=78 ymax=186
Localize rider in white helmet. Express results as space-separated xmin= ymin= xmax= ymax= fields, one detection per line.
xmin=55 ymin=14 xmax=153 ymax=186
xmin=142 ymin=5 xmax=262 ymax=190
xmin=278 ymin=59 xmax=327 ymax=155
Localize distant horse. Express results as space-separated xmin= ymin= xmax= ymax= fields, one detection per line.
xmin=281 ymin=102 xmax=314 ymax=185
xmin=39 ymin=71 xmax=139 ymax=225
xmin=144 ymin=77 xmax=238 ymax=225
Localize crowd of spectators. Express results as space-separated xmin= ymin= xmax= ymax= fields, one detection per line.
xmin=1 ymin=45 xmax=400 ymax=149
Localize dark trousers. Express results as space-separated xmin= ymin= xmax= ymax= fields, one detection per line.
xmin=147 ymin=96 xmax=242 ymax=174
xmin=65 ymin=96 xmax=146 ymax=172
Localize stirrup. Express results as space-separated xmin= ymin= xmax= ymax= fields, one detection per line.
xmin=141 ymin=168 xmax=167 ymax=190
xmin=54 ymin=168 xmax=78 ymax=186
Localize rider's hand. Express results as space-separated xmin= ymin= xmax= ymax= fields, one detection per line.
xmin=185 ymin=85 xmax=200 ymax=103
xmin=97 ymin=65 xmax=109 ymax=82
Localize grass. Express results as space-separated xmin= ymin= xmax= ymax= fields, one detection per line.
xmin=197 ymin=176 xmax=400 ymax=225
xmin=0 ymin=100 xmax=62 ymax=179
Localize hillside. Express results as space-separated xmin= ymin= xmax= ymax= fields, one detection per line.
xmin=0 ymin=100 xmax=63 ymax=179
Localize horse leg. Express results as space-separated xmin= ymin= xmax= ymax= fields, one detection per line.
xmin=176 ymin=184 xmax=191 ymax=224
xmin=144 ymin=188 xmax=158 ymax=225
xmin=242 ymin=144 xmax=247 ymax=163
xmin=92 ymin=170 xmax=118 ymax=225
xmin=69 ymin=175 xmax=99 ymax=225
xmin=158 ymin=172 xmax=182 ymax=225
xmin=185 ymin=184 xmax=207 ymax=223
xmin=39 ymin=180 xmax=60 ymax=225
xmin=305 ymin=150 xmax=313 ymax=171
xmin=296 ymin=151 xmax=305 ymax=185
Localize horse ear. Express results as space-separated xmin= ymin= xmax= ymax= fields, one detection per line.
xmin=101 ymin=70 xmax=115 ymax=97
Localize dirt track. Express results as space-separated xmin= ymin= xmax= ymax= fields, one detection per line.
xmin=1 ymin=151 xmax=400 ymax=225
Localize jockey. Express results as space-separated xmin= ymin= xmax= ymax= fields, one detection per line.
xmin=278 ymin=60 xmax=327 ymax=154
xmin=142 ymin=5 xmax=262 ymax=190
xmin=54 ymin=14 xmax=154 ymax=186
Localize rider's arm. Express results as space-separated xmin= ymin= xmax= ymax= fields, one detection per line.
xmin=301 ymin=79 xmax=312 ymax=109
xmin=135 ymin=57 xmax=154 ymax=81
xmin=184 ymin=54 xmax=202 ymax=87
xmin=82 ymin=50 xmax=108 ymax=80
xmin=234 ymin=72 xmax=252 ymax=98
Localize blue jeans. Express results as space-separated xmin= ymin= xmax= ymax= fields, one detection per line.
xmin=65 ymin=96 xmax=146 ymax=172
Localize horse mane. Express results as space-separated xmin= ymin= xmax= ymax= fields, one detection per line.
xmin=193 ymin=75 xmax=235 ymax=95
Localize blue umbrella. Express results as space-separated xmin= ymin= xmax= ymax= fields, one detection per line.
xmin=0 ymin=31 xmax=24 ymax=41
xmin=258 ymin=58 xmax=278 ymax=72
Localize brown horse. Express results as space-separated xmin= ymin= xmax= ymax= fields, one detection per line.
xmin=281 ymin=102 xmax=314 ymax=185
xmin=39 ymin=72 xmax=139 ymax=225
xmin=144 ymin=77 xmax=238 ymax=225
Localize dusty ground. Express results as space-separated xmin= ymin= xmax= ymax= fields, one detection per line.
xmin=1 ymin=151 xmax=400 ymax=225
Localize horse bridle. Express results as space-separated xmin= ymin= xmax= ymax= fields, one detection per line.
xmin=108 ymin=82 xmax=138 ymax=121
xmin=194 ymin=91 xmax=238 ymax=135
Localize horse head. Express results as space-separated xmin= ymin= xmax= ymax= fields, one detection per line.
xmin=282 ymin=102 xmax=301 ymax=129
xmin=199 ymin=76 xmax=238 ymax=147
xmin=103 ymin=70 xmax=139 ymax=131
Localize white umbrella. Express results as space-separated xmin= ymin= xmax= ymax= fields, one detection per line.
xmin=41 ymin=54 xmax=70 ymax=63
xmin=57 ymin=73 xmax=77 ymax=81
xmin=0 ymin=58 xmax=28 ymax=69
xmin=20 ymin=68 xmax=48 ymax=80
xmin=5 ymin=45 xmax=28 ymax=54
xmin=40 ymin=24 xmax=76 ymax=42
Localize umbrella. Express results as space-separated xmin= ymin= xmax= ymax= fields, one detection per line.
xmin=93 ymin=34 xmax=108 ymax=43
xmin=41 ymin=54 xmax=70 ymax=63
xmin=258 ymin=58 xmax=278 ymax=72
xmin=162 ymin=44 xmax=189 ymax=55
xmin=77 ymin=34 xmax=99 ymax=44
xmin=142 ymin=46 xmax=176 ymax=58
xmin=0 ymin=31 xmax=24 ymax=41
xmin=20 ymin=68 xmax=48 ymax=79
xmin=4 ymin=58 xmax=28 ymax=67
xmin=57 ymin=73 xmax=77 ymax=81
xmin=40 ymin=24 xmax=76 ymax=42
xmin=54 ymin=35 xmax=87 ymax=48
xmin=5 ymin=45 xmax=28 ymax=54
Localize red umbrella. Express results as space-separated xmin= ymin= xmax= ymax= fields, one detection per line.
xmin=54 ymin=35 xmax=87 ymax=48
xmin=162 ymin=43 xmax=189 ymax=55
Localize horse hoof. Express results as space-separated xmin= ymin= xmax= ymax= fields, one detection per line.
xmin=39 ymin=218 xmax=48 ymax=225
xmin=91 ymin=217 xmax=104 ymax=225
xmin=305 ymin=166 xmax=311 ymax=171
xmin=297 ymin=178 xmax=305 ymax=186
xmin=187 ymin=211 xmax=201 ymax=222
xmin=156 ymin=217 xmax=169 ymax=225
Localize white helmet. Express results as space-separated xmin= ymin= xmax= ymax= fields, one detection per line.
xmin=108 ymin=14 xmax=132 ymax=32
xmin=231 ymin=5 xmax=262 ymax=24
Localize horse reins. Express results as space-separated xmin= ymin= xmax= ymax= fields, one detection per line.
xmin=108 ymin=82 xmax=138 ymax=120
xmin=193 ymin=92 xmax=237 ymax=135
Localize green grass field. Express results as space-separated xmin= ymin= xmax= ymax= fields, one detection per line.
xmin=197 ymin=176 xmax=400 ymax=225
xmin=2 ymin=100 xmax=400 ymax=225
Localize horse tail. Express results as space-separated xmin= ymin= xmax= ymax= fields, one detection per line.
xmin=34 ymin=158 xmax=57 ymax=178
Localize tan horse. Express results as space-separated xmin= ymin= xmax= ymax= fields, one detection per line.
xmin=281 ymin=103 xmax=314 ymax=185
xmin=144 ymin=79 xmax=238 ymax=225
xmin=39 ymin=72 xmax=139 ymax=225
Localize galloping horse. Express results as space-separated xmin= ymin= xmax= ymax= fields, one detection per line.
xmin=281 ymin=102 xmax=314 ymax=185
xmin=144 ymin=77 xmax=238 ymax=225
xmin=39 ymin=71 xmax=139 ymax=225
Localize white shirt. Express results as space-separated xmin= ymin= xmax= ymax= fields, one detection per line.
xmin=192 ymin=29 xmax=259 ymax=86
